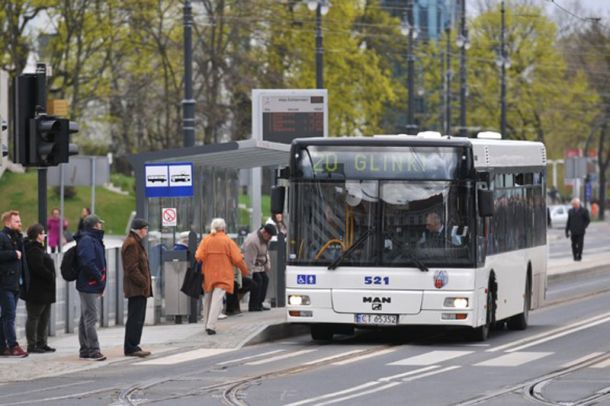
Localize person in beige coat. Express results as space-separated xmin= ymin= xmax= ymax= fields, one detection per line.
xmin=195 ymin=218 xmax=248 ymax=335
xmin=121 ymin=218 xmax=152 ymax=357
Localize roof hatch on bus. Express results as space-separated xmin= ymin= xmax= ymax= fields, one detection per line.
xmin=476 ymin=131 xmax=502 ymax=139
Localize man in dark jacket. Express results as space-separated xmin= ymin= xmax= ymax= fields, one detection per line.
xmin=0 ymin=210 xmax=28 ymax=357
xmin=24 ymin=223 xmax=56 ymax=353
xmin=566 ymin=197 xmax=590 ymax=261
xmin=121 ymin=218 xmax=152 ymax=357
xmin=75 ymin=215 xmax=107 ymax=361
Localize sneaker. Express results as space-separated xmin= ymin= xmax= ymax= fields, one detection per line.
xmin=8 ymin=345 xmax=28 ymax=358
xmin=89 ymin=352 xmax=107 ymax=361
xmin=218 ymin=313 xmax=228 ymax=320
xmin=40 ymin=345 xmax=56 ymax=352
xmin=27 ymin=346 xmax=46 ymax=354
xmin=261 ymin=305 xmax=271 ymax=311
xmin=0 ymin=347 xmax=9 ymax=356
xmin=206 ymin=328 xmax=216 ymax=335
xmin=125 ymin=350 xmax=151 ymax=358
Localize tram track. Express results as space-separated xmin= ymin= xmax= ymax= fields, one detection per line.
xmin=453 ymin=352 xmax=610 ymax=406
xmin=114 ymin=344 xmax=396 ymax=405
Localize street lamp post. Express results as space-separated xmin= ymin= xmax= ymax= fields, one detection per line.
xmin=445 ymin=25 xmax=452 ymax=135
xmin=401 ymin=0 xmax=417 ymax=133
xmin=183 ymin=0 xmax=195 ymax=147
xmin=499 ymin=0 xmax=507 ymax=137
xmin=457 ymin=0 xmax=469 ymax=137
xmin=307 ymin=0 xmax=330 ymax=89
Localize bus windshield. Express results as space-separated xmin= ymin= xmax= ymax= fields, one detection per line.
xmin=288 ymin=179 xmax=476 ymax=268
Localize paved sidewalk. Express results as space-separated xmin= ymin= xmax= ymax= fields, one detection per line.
xmin=0 ymin=308 xmax=302 ymax=382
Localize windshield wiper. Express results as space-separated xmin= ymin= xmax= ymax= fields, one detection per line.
xmin=328 ymin=227 xmax=375 ymax=270
xmin=384 ymin=232 xmax=428 ymax=272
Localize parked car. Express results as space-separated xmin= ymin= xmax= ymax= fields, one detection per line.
xmin=549 ymin=204 xmax=569 ymax=228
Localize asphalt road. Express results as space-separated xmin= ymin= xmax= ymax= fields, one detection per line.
xmin=0 ymin=231 xmax=609 ymax=406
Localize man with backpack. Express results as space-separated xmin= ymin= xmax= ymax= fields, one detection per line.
xmin=75 ymin=215 xmax=107 ymax=361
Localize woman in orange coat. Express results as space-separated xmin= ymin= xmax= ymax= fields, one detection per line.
xmin=195 ymin=218 xmax=248 ymax=335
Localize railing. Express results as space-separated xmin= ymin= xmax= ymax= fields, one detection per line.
xmin=15 ymin=238 xmax=286 ymax=340
xmin=15 ymin=247 xmax=127 ymax=339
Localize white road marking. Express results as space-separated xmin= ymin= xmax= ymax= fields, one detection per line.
xmin=135 ymin=348 xmax=234 ymax=365
xmin=402 ymin=365 xmax=461 ymax=382
xmin=314 ymin=382 xmax=402 ymax=406
xmin=377 ymin=365 xmax=440 ymax=382
xmin=590 ymin=358 xmax=610 ymax=369
xmin=216 ymin=349 xmax=285 ymax=366
xmin=475 ymin=351 xmax=552 ymax=367
xmin=331 ymin=348 xmax=397 ymax=366
xmin=303 ymin=349 xmax=367 ymax=365
xmin=561 ymin=352 xmax=604 ymax=368
xmin=388 ymin=350 xmax=473 ymax=366
xmin=286 ymin=365 xmax=455 ymax=406
xmin=245 ymin=349 xmax=317 ymax=366
xmin=507 ymin=316 xmax=610 ymax=352
xmin=285 ymin=381 xmax=381 ymax=406
xmin=488 ymin=311 xmax=610 ymax=353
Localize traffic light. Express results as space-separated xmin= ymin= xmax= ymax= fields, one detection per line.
xmin=15 ymin=65 xmax=79 ymax=167
xmin=28 ymin=114 xmax=78 ymax=166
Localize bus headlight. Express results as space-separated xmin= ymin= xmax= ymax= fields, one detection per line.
xmin=444 ymin=297 xmax=469 ymax=309
xmin=288 ymin=295 xmax=311 ymax=306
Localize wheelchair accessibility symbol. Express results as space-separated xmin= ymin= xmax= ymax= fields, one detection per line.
xmin=297 ymin=275 xmax=316 ymax=285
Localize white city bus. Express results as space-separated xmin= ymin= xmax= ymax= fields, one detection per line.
xmin=275 ymin=132 xmax=547 ymax=341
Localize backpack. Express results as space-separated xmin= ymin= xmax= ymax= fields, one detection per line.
xmin=60 ymin=245 xmax=79 ymax=282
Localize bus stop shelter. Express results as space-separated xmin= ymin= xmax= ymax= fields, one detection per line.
xmin=127 ymin=139 xmax=290 ymax=322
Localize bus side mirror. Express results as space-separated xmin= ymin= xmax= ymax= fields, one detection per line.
xmin=478 ymin=189 xmax=494 ymax=217
xmin=271 ymin=186 xmax=285 ymax=214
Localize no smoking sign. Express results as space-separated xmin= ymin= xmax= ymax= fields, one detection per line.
xmin=162 ymin=207 xmax=177 ymax=227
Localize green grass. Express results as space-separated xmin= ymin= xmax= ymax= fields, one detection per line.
xmin=110 ymin=173 xmax=136 ymax=196
xmin=0 ymin=170 xmax=135 ymax=235
xmin=238 ymin=193 xmax=271 ymax=226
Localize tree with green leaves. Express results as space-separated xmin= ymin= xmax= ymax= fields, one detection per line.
xmin=561 ymin=20 xmax=610 ymax=219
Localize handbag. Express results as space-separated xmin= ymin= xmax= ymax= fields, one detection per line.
xmin=180 ymin=262 xmax=203 ymax=298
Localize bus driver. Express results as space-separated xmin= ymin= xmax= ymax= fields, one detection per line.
xmin=419 ymin=212 xmax=463 ymax=248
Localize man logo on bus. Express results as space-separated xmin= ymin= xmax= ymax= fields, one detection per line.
xmin=434 ymin=271 xmax=448 ymax=289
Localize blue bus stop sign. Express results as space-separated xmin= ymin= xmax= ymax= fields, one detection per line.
xmin=145 ymin=162 xmax=193 ymax=198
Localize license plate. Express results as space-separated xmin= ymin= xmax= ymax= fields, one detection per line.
xmin=354 ymin=314 xmax=398 ymax=325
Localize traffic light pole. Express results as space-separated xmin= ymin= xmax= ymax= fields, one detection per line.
xmin=35 ymin=65 xmax=48 ymax=229
xmin=38 ymin=169 xmax=47 ymax=229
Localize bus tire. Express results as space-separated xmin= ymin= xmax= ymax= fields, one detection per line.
xmin=507 ymin=275 xmax=530 ymax=330
xmin=311 ymin=324 xmax=334 ymax=341
xmin=472 ymin=278 xmax=496 ymax=341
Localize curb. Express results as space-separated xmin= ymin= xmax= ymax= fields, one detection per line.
xmin=547 ymin=263 xmax=610 ymax=283
xmin=243 ymin=322 xmax=309 ymax=347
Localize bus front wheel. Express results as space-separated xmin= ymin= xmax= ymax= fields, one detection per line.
xmin=311 ymin=324 xmax=334 ymax=341
xmin=472 ymin=279 xmax=496 ymax=341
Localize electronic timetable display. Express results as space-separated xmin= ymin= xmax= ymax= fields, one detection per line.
xmin=252 ymin=89 xmax=328 ymax=143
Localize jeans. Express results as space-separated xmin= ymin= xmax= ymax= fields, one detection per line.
xmin=26 ymin=302 xmax=52 ymax=348
xmin=0 ymin=289 xmax=18 ymax=349
xmin=249 ymin=272 xmax=269 ymax=310
xmin=124 ymin=296 xmax=147 ymax=354
xmin=78 ymin=292 xmax=100 ymax=356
